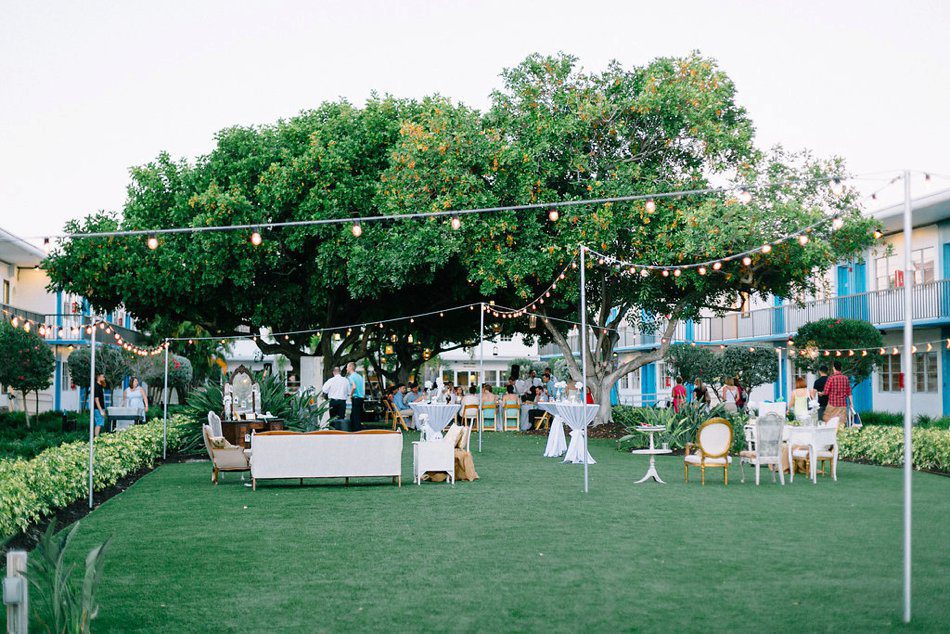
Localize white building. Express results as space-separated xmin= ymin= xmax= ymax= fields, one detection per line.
xmin=434 ymin=333 xmax=540 ymax=389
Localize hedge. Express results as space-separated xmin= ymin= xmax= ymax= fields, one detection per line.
xmin=0 ymin=415 xmax=189 ymax=541
xmin=838 ymin=426 xmax=950 ymax=474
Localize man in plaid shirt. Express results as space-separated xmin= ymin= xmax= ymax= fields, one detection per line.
xmin=821 ymin=361 xmax=852 ymax=428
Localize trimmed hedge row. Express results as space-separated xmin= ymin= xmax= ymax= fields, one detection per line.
xmin=0 ymin=416 xmax=189 ymax=541
xmin=838 ymin=426 xmax=950 ymax=474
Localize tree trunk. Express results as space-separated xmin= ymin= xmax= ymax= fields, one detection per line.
xmin=21 ymin=390 xmax=31 ymax=429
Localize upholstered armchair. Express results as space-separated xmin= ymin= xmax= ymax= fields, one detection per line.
xmin=202 ymin=412 xmax=250 ymax=484
xmin=684 ymin=418 xmax=734 ymax=485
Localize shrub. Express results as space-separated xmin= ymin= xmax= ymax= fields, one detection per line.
xmin=0 ymin=415 xmax=189 ymax=541
xmin=615 ymin=405 xmax=748 ymax=453
xmin=837 ymin=426 xmax=950 ymax=473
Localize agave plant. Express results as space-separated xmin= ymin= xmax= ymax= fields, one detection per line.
xmin=28 ymin=521 xmax=111 ymax=634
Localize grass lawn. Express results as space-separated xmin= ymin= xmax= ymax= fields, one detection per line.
xmin=31 ymin=433 xmax=950 ymax=631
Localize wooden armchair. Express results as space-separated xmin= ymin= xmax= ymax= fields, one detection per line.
xmin=383 ymin=399 xmax=410 ymax=432
xmin=684 ymin=418 xmax=734 ymax=485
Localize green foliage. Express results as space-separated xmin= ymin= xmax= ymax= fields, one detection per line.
xmin=857 ymin=411 xmax=950 ymax=430
xmin=28 ymin=520 xmax=111 ymax=634
xmin=793 ymin=318 xmax=883 ymax=383
xmin=0 ymin=416 xmax=189 ymax=540
xmin=665 ymin=344 xmax=777 ymax=389
xmin=132 ymin=352 xmax=193 ymax=401
xmin=613 ymin=404 xmax=748 ymax=453
xmin=837 ymin=426 xmax=950 ymax=473
xmin=66 ymin=345 xmax=131 ymax=392
xmin=0 ymin=322 xmax=56 ymax=426
xmin=0 ymin=411 xmax=84 ymax=459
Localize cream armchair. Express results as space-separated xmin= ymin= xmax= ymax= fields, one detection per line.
xmin=202 ymin=423 xmax=250 ymax=484
xmin=684 ymin=418 xmax=734 ymax=485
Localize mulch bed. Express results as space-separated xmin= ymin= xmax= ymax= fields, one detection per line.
xmin=521 ymin=422 xmax=627 ymax=439
xmin=0 ymin=452 xmax=206 ymax=566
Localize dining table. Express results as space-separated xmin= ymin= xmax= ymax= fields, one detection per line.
xmin=540 ymin=402 xmax=599 ymax=464
xmin=409 ymin=402 xmax=460 ymax=440
xmin=537 ymin=402 xmax=567 ymax=457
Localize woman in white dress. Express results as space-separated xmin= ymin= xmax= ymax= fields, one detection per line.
xmin=123 ymin=376 xmax=149 ymax=419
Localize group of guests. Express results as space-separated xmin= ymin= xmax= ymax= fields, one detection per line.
xmin=382 ymin=367 xmax=561 ymax=430
xmin=320 ymin=362 xmax=367 ymax=431
xmin=670 ymin=376 xmax=746 ymax=413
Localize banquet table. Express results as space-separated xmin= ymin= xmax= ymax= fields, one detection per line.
xmin=544 ymin=403 xmax=599 ymax=464
xmin=409 ymin=403 xmax=460 ymax=440
xmin=537 ymin=403 xmax=568 ymax=457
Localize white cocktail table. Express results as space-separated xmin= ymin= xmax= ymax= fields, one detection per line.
xmin=630 ymin=425 xmax=672 ymax=483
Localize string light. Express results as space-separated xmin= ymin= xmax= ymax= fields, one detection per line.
xmin=799 ymin=234 xmax=809 ymax=245
xmin=737 ymin=189 xmax=752 ymax=204
xmin=742 ymin=256 xmax=752 ymax=266
xmin=351 ymin=221 xmax=362 ymax=237
xmin=250 ymin=228 xmax=263 ymax=246
xmin=873 ymin=230 xmax=883 ymax=239
xmin=760 ymin=244 xmax=772 ymax=254
xmin=147 ymin=234 xmax=159 ymax=250
xmin=832 ymin=217 xmax=844 ymax=230
xmin=644 ymin=199 xmax=656 ymax=213
xmin=548 ymin=209 xmax=559 ymax=222
xmin=450 ymin=215 xmax=461 ymax=230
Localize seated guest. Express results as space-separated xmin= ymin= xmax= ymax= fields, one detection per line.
xmin=528 ymin=386 xmax=547 ymax=427
xmin=405 ymin=382 xmax=422 ymax=404
xmin=501 ymin=384 xmax=521 ymax=407
xmin=439 ymin=381 xmax=455 ymax=403
xmin=542 ymin=372 xmax=556 ymax=397
xmin=393 ymin=383 xmax=415 ymax=428
xmin=452 ymin=386 xmax=464 ymax=404
xmin=481 ymin=383 xmax=497 ymax=405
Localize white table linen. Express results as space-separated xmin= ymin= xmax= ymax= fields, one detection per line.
xmin=538 ymin=403 xmax=567 ymax=457
xmin=547 ymin=403 xmax=599 ymax=464
xmin=410 ymin=403 xmax=460 ymax=440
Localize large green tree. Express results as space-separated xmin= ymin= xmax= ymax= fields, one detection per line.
xmin=792 ymin=318 xmax=883 ymax=383
xmin=378 ymin=52 xmax=880 ymax=423
xmin=0 ymin=323 xmax=56 ymax=426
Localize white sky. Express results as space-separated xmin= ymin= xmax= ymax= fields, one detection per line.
xmin=2 ymin=0 xmax=948 ymax=241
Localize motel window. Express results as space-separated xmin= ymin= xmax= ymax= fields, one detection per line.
xmin=879 ymin=353 xmax=902 ymax=392
xmin=2 ymin=280 xmax=9 ymax=304
xmin=876 ymin=247 xmax=934 ymax=289
xmin=914 ymin=351 xmax=938 ymax=393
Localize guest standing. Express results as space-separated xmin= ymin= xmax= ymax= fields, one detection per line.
xmin=93 ymin=373 xmax=107 ymax=436
xmin=788 ymin=377 xmax=817 ymax=421
xmin=321 ymin=366 xmax=350 ymax=422
xmin=123 ymin=376 xmax=149 ymax=420
xmin=693 ymin=379 xmax=710 ymax=410
xmin=721 ymin=378 xmax=739 ymax=413
xmin=671 ymin=377 xmax=687 ymax=412
xmin=346 ymin=362 xmax=365 ymax=432
xmin=821 ymin=361 xmax=852 ymax=428
xmin=812 ymin=365 xmax=830 ymax=422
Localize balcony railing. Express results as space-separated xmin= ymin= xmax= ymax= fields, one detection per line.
xmin=0 ymin=303 xmax=145 ymax=345
xmin=539 ymin=279 xmax=950 ymax=356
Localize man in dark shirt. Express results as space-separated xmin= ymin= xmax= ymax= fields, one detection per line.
xmin=812 ymin=365 xmax=829 ymax=422
xmin=93 ymin=373 xmax=107 ymax=436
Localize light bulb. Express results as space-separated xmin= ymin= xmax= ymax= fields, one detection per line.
xmin=873 ymin=230 xmax=883 ymax=239
xmin=351 ymin=222 xmax=362 ymax=237
xmin=698 ymin=266 xmax=707 ymax=275
xmin=673 ymin=268 xmax=681 ymax=277
xmin=712 ymin=261 xmax=722 ymax=271
xmin=644 ymin=199 xmax=656 ymax=213
xmin=147 ymin=234 xmax=158 ymax=250
xmin=23 ymin=321 xmax=31 ymax=332
xmin=799 ymin=234 xmax=809 ymax=245
xmin=250 ymin=230 xmax=262 ymax=246
xmin=11 ymin=316 xmax=18 ymax=328
xmin=738 ymin=189 xmax=752 ymax=204
xmin=742 ymin=256 xmax=752 ymax=266
xmin=761 ymin=244 xmax=772 ymax=254
xmin=661 ymin=269 xmax=670 ymax=277
xmin=451 ymin=215 xmax=461 ymax=230
xmin=832 ymin=217 xmax=844 ymax=230
xmin=830 ymin=177 xmax=844 ymax=195
xmin=548 ymin=209 xmax=559 ymax=222
xmin=640 ymin=269 xmax=649 ymax=278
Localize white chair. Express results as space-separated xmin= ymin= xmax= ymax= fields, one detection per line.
xmin=758 ymin=402 xmax=787 ymax=419
xmin=684 ymin=418 xmax=733 ymax=485
xmin=739 ymin=414 xmax=785 ymax=485
xmin=208 ymin=411 xmax=224 ymax=437
xmin=412 ymin=425 xmax=456 ymax=485
xmin=786 ymin=425 xmax=839 ymax=483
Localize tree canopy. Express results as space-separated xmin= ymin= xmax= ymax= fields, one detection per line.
xmin=0 ymin=323 xmax=56 ymax=426
xmin=792 ymin=318 xmax=883 ymax=383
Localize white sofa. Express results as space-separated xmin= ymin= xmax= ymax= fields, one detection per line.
xmin=249 ymin=430 xmax=403 ymax=489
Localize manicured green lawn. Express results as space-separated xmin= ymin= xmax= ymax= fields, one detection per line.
xmin=43 ymin=434 xmax=950 ymax=631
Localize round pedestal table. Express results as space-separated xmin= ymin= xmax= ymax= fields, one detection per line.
xmin=630 ymin=425 xmax=672 ymax=483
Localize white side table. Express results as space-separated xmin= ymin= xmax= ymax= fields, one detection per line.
xmin=412 ymin=441 xmax=454 ymax=485
xmin=630 ymin=425 xmax=672 ymax=484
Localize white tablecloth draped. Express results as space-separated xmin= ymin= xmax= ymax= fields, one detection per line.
xmin=410 ymin=403 xmax=460 ymax=440
xmin=545 ymin=403 xmax=599 ymax=464
xmin=538 ymin=403 xmax=567 ymax=457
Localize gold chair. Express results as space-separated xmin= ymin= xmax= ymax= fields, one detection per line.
xmin=684 ymin=418 xmax=734 ymax=485
xmin=202 ymin=424 xmax=250 ymax=484
xmin=384 ymin=400 xmax=410 ymax=432
xmin=461 ymin=404 xmax=480 ymax=432
xmin=534 ymin=411 xmax=551 ymax=431
xmin=503 ymin=402 xmax=521 ymax=432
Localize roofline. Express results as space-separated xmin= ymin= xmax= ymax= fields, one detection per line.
xmin=0 ymin=227 xmax=46 ymax=263
xmin=871 ymin=187 xmax=950 ymax=221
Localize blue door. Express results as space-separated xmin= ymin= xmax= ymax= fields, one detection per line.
xmin=942 ymin=244 xmax=950 ymax=318
xmin=853 ymin=261 xmax=869 ymax=321
xmin=853 ymin=377 xmax=872 ymax=412
xmin=642 ymin=362 xmax=656 ymax=406
xmin=836 ymin=265 xmax=852 ymax=318
xmin=772 ymin=296 xmax=785 ymax=337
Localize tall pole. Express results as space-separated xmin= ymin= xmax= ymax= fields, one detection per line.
xmin=87 ymin=321 xmax=96 ymax=510
xmin=478 ymin=303 xmax=484 ymax=452
xmin=579 ymin=245 xmax=589 ymax=493
xmin=901 ymin=170 xmax=913 ymax=623
xmin=162 ymin=340 xmax=170 ymax=460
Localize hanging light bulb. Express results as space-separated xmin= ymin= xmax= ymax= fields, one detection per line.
xmin=147 ymin=234 xmax=159 ymax=250
xmin=661 ymin=269 xmax=669 ymax=277
xmin=250 ymin=228 xmax=263 ymax=246
xmin=673 ymin=268 xmax=681 ymax=277
xmin=640 ymin=269 xmax=649 ymax=278
xmin=11 ymin=316 xmax=18 ymax=328
xmin=548 ymin=209 xmax=559 ymax=222
xmin=492 ymin=345 xmax=499 ymax=356
xmin=450 ymin=215 xmax=461 ymax=230
xmin=926 ymin=342 xmax=933 ymax=352
xmin=38 ymin=324 xmax=47 ymax=336
xmin=645 ymin=199 xmax=656 ymax=213
xmin=892 ymin=347 xmax=899 ymax=355
xmin=880 ymin=347 xmax=887 ymax=355
xmin=351 ymin=221 xmax=362 ymax=237
xmin=873 ymin=230 xmax=883 ymax=239
xmin=861 ymin=350 xmax=868 ymax=357
xmin=407 ymin=334 xmax=414 ymax=344
xmin=830 ymin=177 xmax=845 ymax=195
xmin=761 ymin=244 xmax=772 ymax=254
xmin=698 ymin=266 xmax=707 ymax=276
xmin=23 ymin=321 xmax=31 ymax=333
xmin=742 ymin=256 xmax=752 ymax=266
xmin=712 ymin=261 xmax=722 ymax=271
xmin=738 ymin=189 xmax=752 ymax=204
xmin=799 ymin=234 xmax=809 ymax=245
xmin=832 ymin=216 xmax=844 ymax=230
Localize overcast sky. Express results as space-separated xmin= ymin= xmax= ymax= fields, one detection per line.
xmin=2 ymin=0 xmax=948 ymax=242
